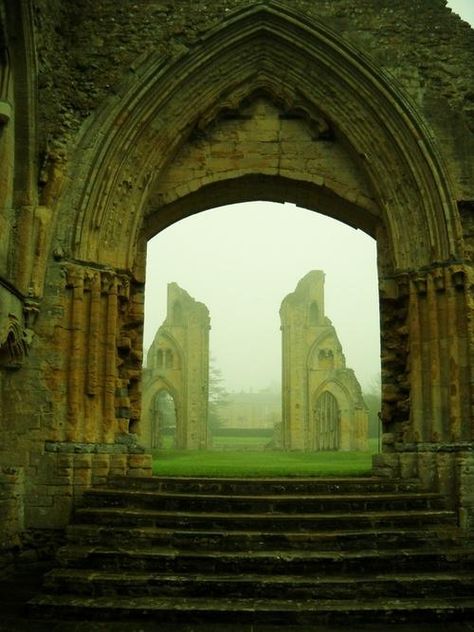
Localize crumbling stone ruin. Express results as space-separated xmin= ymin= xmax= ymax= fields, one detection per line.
xmin=0 ymin=0 xmax=473 ymax=572
xmin=141 ymin=283 xmax=210 ymax=450
xmin=280 ymin=271 xmax=368 ymax=451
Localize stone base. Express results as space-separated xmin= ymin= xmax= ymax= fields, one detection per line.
xmin=1 ymin=441 xmax=153 ymax=575
xmin=372 ymin=443 xmax=474 ymax=532
xmin=24 ymin=442 xmax=152 ymax=529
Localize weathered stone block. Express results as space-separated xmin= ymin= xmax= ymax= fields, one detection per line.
xmin=127 ymin=454 xmax=151 ymax=469
xmin=57 ymin=454 xmax=74 ymax=469
xmin=73 ymin=468 xmax=92 ymax=486
xmin=126 ymin=467 xmax=150 ymax=478
xmin=417 ymin=452 xmax=437 ymax=491
xmin=73 ymin=454 xmax=93 ymax=469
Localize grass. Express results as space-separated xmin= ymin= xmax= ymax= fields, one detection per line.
xmin=152 ymin=438 xmax=379 ymax=477
xmin=211 ymin=435 xmax=270 ymax=449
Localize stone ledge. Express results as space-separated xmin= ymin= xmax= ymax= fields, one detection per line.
xmin=393 ymin=442 xmax=474 ymax=453
xmin=44 ymin=437 xmax=147 ymax=455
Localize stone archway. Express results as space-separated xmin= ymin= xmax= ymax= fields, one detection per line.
xmin=45 ymin=2 xmax=468 ymax=482
xmin=2 ymin=1 xmax=472 ymax=534
xmin=142 ymin=376 xmax=181 ymax=450
xmin=149 ymin=389 xmax=178 ymax=450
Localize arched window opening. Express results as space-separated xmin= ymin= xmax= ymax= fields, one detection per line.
xmin=157 ymin=349 xmax=164 ymax=368
xmin=318 ymin=348 xmax=335 ymax=370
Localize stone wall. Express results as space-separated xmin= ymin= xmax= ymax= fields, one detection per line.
xmin=280 ymin=271 xmax=369 ymax=451
xmin=25 ymin=443 xmax=151 ymax=529
xmin=0 ymin=466 xmax=24 ymax=575
xmin=373 ymin=445 xmax=474 ymax=528
xmin=31 ymin=1 xmax=474 ymax=207
xmin=142 ymin=283 xmax=210 ymax=449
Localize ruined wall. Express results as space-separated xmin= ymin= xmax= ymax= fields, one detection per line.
xmin=0 ymin=0 xmax=473 ymax=553
xmin=31 ymin=0 xmax=474 ymax=209
xmin=0 ymin=466 xmax=23 ymax=575
xmin=280 ymin=271 xmax=369 ymax=451
xmin=145 ymin=97 xmax=376 ymax=238
xmin=142 ymin=283 xmax=210 ymax=450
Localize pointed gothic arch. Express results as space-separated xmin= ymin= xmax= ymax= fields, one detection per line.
xmin=53 ymin=1 xmax=460 ymax=274
xmin=313 ymin=390 xmax=340 ymax=451
xmin=141 ymin=377 xmax=180 ymax=450
xmin=30 ymin=1 xmax=471 ymax=492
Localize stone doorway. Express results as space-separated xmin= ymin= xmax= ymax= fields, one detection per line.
xmin=313 ymin=391 xmax=340 ymax=451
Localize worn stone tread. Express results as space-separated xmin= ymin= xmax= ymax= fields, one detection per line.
xmin=86 ymin=488 xmax=442 ymax=502
xmin=56 ymin=543 xmax=474 ymax=562
xmin=45 ymin=567 xmax=474 ymax=585
xmin=29 ymin=593 xmax=474 ymax=613
xmin=109 ymin=475 xmax=421 ymax=485
xmin=67 ymin=523 xmax=455 ymax=541
xmin=75 ymin=506 xmax=456 ymax=521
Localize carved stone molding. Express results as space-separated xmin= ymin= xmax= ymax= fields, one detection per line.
xmin=194 ymin=86 xmax=333 ymax=142
xmin=0 ymin=99 xmax=11 ymax=124
xmin=0 ymin=313 xmax=29 ymax=368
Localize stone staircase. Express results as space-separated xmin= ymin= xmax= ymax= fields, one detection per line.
xmin=29 ymin=476 xmax=474 ymax=626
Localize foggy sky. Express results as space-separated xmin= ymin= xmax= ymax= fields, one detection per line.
xmin=143 ymin=0 xmax=472 ymax=394
xmin=144 ymin=204 xmax=378 ymax=392
xmin=446 ymin=0 xmax=474 ymax=25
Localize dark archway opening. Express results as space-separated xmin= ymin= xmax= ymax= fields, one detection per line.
xmin=150 ymin=390 xmax=177 ymax=450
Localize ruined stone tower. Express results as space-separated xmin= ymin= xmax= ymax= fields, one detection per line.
xmin=142 ymin=283 xmax=210 ymax=450
xmin=280 ymin=271 xmax=369 ymax=451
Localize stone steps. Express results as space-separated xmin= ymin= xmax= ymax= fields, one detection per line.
xmin=107 ymin=475 xmax=423 ymax=495
xmin=83 ymin=487 xmax=446 ymax=513
xmin=54 ymin=543 xmax=474 ymax=575
xmin=28 ymin=475 xmax=474 ymax=625
xmin=74 ymin=505 xmax=458 ymax=531
xmin=43 ymin=567 xmax=474 ymax=600
xmin=66 ymin=523 xmax=462 ymax=551
xmin=29 ymin=593 xmax=474 ymax=625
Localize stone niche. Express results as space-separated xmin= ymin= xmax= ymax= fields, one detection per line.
xmin=141 ymin=283 xmax=210 ymax=450
xmin=280 ymin=271 xmax=369 ymax=452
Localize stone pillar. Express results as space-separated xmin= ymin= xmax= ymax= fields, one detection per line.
xmin=380 ymin=264 xmax=473 ymax=448
xmin=458 ymin=451 xmax=474 ymax=531
xmin=376 ymin=264 xmax=474 ymax=529
xmin=61 ymin=262 xmax=145 ymax=444
xmin=0 ymin=466 xmax=24 ymax=573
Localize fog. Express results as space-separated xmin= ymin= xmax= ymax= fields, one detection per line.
xmin=144 ymin=203 xmax=379 ymax=392
xmin=143 ymin=0 xmax=471 ymax=394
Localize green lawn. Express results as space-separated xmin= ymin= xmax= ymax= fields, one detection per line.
xmin=211 ymin=435 xmax=270 ymax=449
xmin=152 ymin=440 xmax=379 ymax=477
